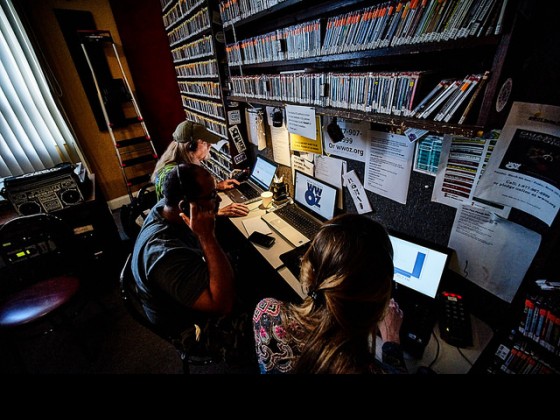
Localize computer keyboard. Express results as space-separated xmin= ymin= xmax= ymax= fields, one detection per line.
xmin=275 ymin=205 xmax=321 ymax=239
xmin=398 ymin=300 xmax=437 ymax=358
xmin=237 ymin=182 xmax=259 ymax=199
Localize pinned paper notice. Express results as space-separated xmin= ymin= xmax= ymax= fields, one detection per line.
xmin=342 ymin=170 xmax=372 ymax=214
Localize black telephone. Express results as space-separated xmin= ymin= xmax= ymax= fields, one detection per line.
xmin=438 ymin=291 xmax=473 ymax=348
xmin=232 ymin=168 xmax=250 ymax=182
xmin=248 ymin=231 xmax=275 ymax=248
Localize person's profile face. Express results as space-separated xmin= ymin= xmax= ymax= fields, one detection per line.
xmin=193 ymin=140 xmax=211 ymax=161
xmin=192 ymin=174 xmax=221 ymax=213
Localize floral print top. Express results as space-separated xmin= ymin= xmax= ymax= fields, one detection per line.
xmin=252 ymin=297 xmax=408 ymax=374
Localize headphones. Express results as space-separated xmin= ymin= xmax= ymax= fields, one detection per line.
xmin=186 ymin=123 xmax=198 ymax=151
xmin=176 ymin=165 xmax=191 ymax=214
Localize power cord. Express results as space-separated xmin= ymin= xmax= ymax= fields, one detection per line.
xmin=427 ymin=330 xmax=440 ymax=369
xmin=456 ymin=347 xmax=474 ymax=366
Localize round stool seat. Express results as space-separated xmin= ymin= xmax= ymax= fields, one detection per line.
xmin=0 ymin=275 xmax=80 ymax=328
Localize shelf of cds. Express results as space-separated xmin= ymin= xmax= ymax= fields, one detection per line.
xmin=220 ymin=0 xmax=525 ymax=136
xmin=160 ymin=0 xmax=250 ymax=177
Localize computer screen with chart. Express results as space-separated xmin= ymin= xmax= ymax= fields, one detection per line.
xmin=389 ymin=233 xmax=451 ymax=299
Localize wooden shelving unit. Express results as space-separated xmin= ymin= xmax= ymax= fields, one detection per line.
xmin=160 ymin=0 xmax=250 ymax=178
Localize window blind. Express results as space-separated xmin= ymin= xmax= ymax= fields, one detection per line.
xmin=0 ymin=0 xmax=81 ymax=178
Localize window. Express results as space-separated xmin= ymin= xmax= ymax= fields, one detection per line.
xmin=0 ymin=0 xmax=82 ymax=179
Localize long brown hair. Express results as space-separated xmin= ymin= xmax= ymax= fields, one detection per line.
xmin=150 ymin=141 xmax=195 ymax=184
xmin=289 ymin=213 xmax=394 ymax=374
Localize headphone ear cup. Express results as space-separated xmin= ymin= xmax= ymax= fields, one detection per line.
xmin=188 ymin=140 xmax=197 ymax=151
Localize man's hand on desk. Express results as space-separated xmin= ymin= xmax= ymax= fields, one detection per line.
xmin=217 ymin=202 xmax=250 ymax=217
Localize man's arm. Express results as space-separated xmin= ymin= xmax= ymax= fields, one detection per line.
xmin=181 ymin=204 xmax=235 ymax=315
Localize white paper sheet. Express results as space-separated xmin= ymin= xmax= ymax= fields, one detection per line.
xmin=342 ymin=170 xmax=372 ymax=214
xmin=475 ymin=102 xmax=560 ymax=226
xmin=291 ymin=154 xmax=314 ymax=180
xmin=314 ymin=154 xmax=346 ymax=209
xmin=285 ymin=105 xmax=316 ymax=139
xmin=242 ymin=216 xmax=272 ymax=236
xmin=364 ymin=130 xmax=414 ymax=204
xmin=266 ymin=106 xmax=291 ymax=166
xmin=245 ymin=108 xmax=266 ymax=150
xmin=322 ymin=117 xmax=368 ymax=163
xmin=448 ymin=205 xmax=541 ymax=303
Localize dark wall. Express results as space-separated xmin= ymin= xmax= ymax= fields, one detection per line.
xmin=109 ymin=0 xmax=184 ymax=153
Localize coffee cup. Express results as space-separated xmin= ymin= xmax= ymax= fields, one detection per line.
xmin=261 ymin=191 xmax=273 ymax=208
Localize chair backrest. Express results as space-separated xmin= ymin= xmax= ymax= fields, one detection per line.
xmin=120 ymin=184 xmax=157 ymax=240
xmin=119 ymin=253 xmax=217 ymax=372
xmin=119 ymin=253 xmax=180 ymax=341
xmin=0 ymin=213 xmax=79 ymax=295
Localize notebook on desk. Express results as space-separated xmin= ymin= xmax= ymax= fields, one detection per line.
xmin=279 ymin=229 xmax=451 ymax=358
xmin=261 ymin=170 xmax=338 ymax=247
xmin=224 ymin=155 xmax=278 ymax=204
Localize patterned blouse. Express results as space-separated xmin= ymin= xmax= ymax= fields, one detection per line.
xmin=253 ymin=297 xmax=408 ymax=374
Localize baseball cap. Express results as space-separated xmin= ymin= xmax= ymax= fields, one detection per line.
xmin=172 ymin=120 xmax=221 ymax=144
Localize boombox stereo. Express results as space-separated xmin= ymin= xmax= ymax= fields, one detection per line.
xmin=1 ymin=163 xmax=89 ymax=215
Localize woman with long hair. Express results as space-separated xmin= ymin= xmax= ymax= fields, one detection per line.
xmin=253 ymin=213 xmax=407 ymax=374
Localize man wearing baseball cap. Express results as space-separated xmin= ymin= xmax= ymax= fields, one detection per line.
xmin=152 ymin=120 xmax=249 ymax=218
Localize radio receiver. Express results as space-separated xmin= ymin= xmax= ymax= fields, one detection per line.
xmin=1 ymin=163 xmax=88 ymax=215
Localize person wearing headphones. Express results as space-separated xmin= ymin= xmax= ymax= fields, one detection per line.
xmin=133 ymin=163 xmax=256 ymax=367
xmin=152 ymin=120 xmax=249 ymax=217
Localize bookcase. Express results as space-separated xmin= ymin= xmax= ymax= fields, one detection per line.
xmin=160 ymin=0 xmax=250 ymax=180
xmin=220 ymin=0 xmax=528 ymax=138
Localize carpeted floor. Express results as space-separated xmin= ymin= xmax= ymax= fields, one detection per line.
xmin=0 ymin=210 xmax=261 ymax=375
xmin=0 ymin=264 xmax=259 ymax=374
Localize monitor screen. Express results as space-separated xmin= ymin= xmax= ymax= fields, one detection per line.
xmin=389 ymin=233 xmax=450 ymax=299
xmin=250 ymin=155 xmax=278 ymax=190
xmin=293 ymin=170 xmax=337 ymax=221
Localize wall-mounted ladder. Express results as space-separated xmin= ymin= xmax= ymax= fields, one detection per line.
xmin=78 ymin=29 xmax=158 ymax=200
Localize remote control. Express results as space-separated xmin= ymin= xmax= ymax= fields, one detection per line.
xmin=438 ymin=291 xmax=473 ymax=348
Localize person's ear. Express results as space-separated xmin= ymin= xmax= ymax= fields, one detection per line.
xmin=178 ymin=198 xmax=190 ymax=215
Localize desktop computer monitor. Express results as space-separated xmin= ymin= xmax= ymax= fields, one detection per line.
xmin=389 ymin=231 xmax=451 ymax=299
xmin=388 ymin=230 xmax=453 ymax=358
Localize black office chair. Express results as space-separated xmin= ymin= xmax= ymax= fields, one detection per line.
xmin=119 ymin=183 xmax=157 ymax=241
xmin=0 ymin=213 xmax=85 ymax=371
xmin=119 ymin=253 xmax=213 ymax=374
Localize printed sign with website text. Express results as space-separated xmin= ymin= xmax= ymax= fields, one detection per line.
xmin=322 ymin=117 xmax=368 ymax=163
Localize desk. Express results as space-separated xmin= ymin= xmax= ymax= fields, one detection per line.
xmin=222 ymin=194 xmax=306 ymax=300
xmin=221 ymin=194 xmax=494 ymax=373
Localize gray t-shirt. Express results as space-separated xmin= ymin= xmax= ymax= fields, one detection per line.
xmin=131 ymin=199 xmax=209 ymax=330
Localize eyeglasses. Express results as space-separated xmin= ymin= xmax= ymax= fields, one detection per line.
xmin=192 ymin=189 xmax=219 ymax=202
xmin=176 ymin=165 xmax=218 ymax=202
